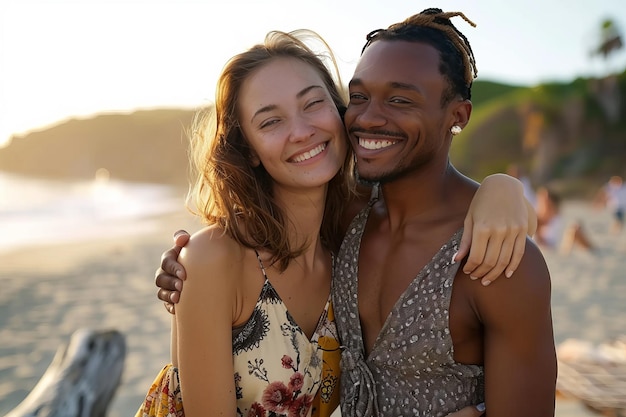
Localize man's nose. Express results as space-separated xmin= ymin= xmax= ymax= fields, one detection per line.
xmin=353 ymin=101 xmax=387 ymax=128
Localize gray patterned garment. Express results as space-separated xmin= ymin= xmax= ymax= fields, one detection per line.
xmin=332 ymin=202 xmax=485 ymax=417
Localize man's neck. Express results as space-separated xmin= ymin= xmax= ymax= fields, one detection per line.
xmin=378 ymin=164 xmax=471 ymax=229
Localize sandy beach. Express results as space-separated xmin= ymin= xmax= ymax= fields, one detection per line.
xmin=1 ymin=200 xmax=624 ymax=417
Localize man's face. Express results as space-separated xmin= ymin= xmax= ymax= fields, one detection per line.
xmin=344 ymin=40 xmax=454 ymax=183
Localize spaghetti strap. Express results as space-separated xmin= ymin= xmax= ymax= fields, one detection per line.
xmin=253 ymin=249 xmax=269 ymax=281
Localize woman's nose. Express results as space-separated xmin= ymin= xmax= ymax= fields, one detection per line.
xmin=288 ymin=116 xmax=316 ymax=142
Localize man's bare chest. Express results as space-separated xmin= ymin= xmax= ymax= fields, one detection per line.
xmin=356 ymin=237 xmax=437 ymax=350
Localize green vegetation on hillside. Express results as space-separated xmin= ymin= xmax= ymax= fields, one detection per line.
xmin=0 ymin=108 xmax=198 ymax=187
xmin=452 ymin=71 xmax=626 ymax=196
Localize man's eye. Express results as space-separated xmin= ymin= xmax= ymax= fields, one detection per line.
xmin=349 ymin=93 xmax=367 ymax=101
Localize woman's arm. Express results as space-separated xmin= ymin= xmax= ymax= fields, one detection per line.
xmin=171 ymin=315 xmax=178 ymax=365
xmin=175 ymin=228 xmax=240 ymax=417
xmin=456 ymin=173 xmax=537 ymax=286
xmin=153 ymin=174 xmax=538 ymax=312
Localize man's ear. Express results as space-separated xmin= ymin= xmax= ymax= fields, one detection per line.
xmin=451 ymin=99 xmax=472 ymax=129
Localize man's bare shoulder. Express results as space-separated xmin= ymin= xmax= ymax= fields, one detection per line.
xmin=502 ymin=238 xmax=550 ymax=292
xmin=472 ymin=238 xmax=551 ymax=324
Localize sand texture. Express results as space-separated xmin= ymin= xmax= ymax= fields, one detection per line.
xmin=1 ymin=202 xmax=624 ymax=417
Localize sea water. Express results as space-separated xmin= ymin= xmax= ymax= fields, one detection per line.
xmin=0 ymin=171 xmax=184 ymax=254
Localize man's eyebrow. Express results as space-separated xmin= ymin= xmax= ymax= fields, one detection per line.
xmin=389 ymin=81 xmax=422 ymax=93
xmin=251 ymin=85 xmax=324 ymax=122
xmin=349 ymin=78 xmax=422 ymax=94
xmin=348 ymin=78 xmax=363 ymax=88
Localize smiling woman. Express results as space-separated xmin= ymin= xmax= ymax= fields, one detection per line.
xmin=135 ymin=29 xmax=351 ymax=417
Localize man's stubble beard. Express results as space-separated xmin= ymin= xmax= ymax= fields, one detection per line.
xmin=355 ymin=153 xmax=433 ymax=186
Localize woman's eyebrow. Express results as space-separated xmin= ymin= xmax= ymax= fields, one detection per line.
xmin=251 ymin=85 xmax=325 ymax=122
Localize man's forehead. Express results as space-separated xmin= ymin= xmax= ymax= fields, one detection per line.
xmin=351 ymin=40 xmax=442 ymax=84
xmin=360 ymin=39 xmax=439 ymax=63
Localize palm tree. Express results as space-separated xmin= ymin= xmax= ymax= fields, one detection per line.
xmin=594 ymin=18 xmax=623 ymax=60
xmin=589 ymin=18 xmax=623 ymax=124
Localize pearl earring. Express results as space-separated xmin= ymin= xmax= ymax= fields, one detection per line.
xmin=450 ymin=125 xmax=462 ymax=136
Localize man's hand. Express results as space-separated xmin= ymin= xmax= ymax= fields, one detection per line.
xmin=445 ymin=403 xmax=485 ymax=417
xmin=155 ymin=230 xmax=191 ymax=314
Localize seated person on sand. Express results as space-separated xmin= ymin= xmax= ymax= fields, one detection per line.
xmin=506 ymin=163 xmax=537 ymax=209
xmin=535 ymin=186 xmax=593 ymax=255
xmin=593 ymin=175 xmax=626 ymax=234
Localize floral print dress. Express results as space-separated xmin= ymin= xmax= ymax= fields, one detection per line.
xmin=136 ymin=251 xmax=341 ymax=417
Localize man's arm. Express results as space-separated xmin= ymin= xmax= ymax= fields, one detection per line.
xmin=156 ymin=174 xmax=539 ymax=312
xmin=474 ymin=240 xmax=557 ymax=416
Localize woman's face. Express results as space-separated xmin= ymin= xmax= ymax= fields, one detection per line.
xmin=238 ymin=57 xmax=348 ymax=192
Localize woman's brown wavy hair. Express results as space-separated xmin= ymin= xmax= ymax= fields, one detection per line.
xmin=186 ymin=30 xmax=355 ymax=271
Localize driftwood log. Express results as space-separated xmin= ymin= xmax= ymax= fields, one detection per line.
xmin=7 ymin=328 xmax=126 ymax=417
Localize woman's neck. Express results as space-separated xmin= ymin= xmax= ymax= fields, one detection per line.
xmin=275 ymin=185 xmax=327 ymax=261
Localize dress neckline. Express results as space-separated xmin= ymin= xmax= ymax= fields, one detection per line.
xmin=253 ymin=249 xmax=333 ymax=343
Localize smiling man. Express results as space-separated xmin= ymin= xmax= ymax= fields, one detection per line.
xmin=332 ymin=8 xmax=557 ymax=417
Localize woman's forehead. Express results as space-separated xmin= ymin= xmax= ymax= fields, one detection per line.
xmin=239 ymin=58 xmax=328 ymax=114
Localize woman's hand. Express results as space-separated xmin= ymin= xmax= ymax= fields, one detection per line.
xmin=456 ymin=173 xmax=537 ymax=286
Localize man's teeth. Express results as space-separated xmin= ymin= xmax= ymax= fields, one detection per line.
xmin=293 ymin=143 xmax=326 ymax=162
xmin=359 ymin=138 xmax=397 ymax=150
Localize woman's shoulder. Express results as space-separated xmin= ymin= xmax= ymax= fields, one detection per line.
xmin=180 ymin=225 xmax=246 ymax=282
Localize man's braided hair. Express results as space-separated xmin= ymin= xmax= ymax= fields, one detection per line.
xmin=361 ymin=8 xmax=478 ymax=104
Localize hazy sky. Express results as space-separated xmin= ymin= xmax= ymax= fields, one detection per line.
xmin=1 ymin=0 xmax=625 ymax=148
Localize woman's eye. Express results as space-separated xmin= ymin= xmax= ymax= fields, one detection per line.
xmin=260 ymin=119 xmax=279 ymax=129
xmin=305 ymin=99 xmax=325 ymax=109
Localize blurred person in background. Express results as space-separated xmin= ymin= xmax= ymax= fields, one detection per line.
xmin=506 ymin=163 xmax=537 ymax=209
xmin=594 ymin=175 xmax=626 ymax=234
xmin=536 ymin=186 xmax=594 ymax=254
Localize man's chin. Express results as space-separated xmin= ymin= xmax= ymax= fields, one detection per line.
xmin=355 ymin=168 xmax=377 ymax=185
xmin=357 ymin=170 xmax=394 ymax=185
xmin=356 ymin=175 xmax=379 ymax=187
